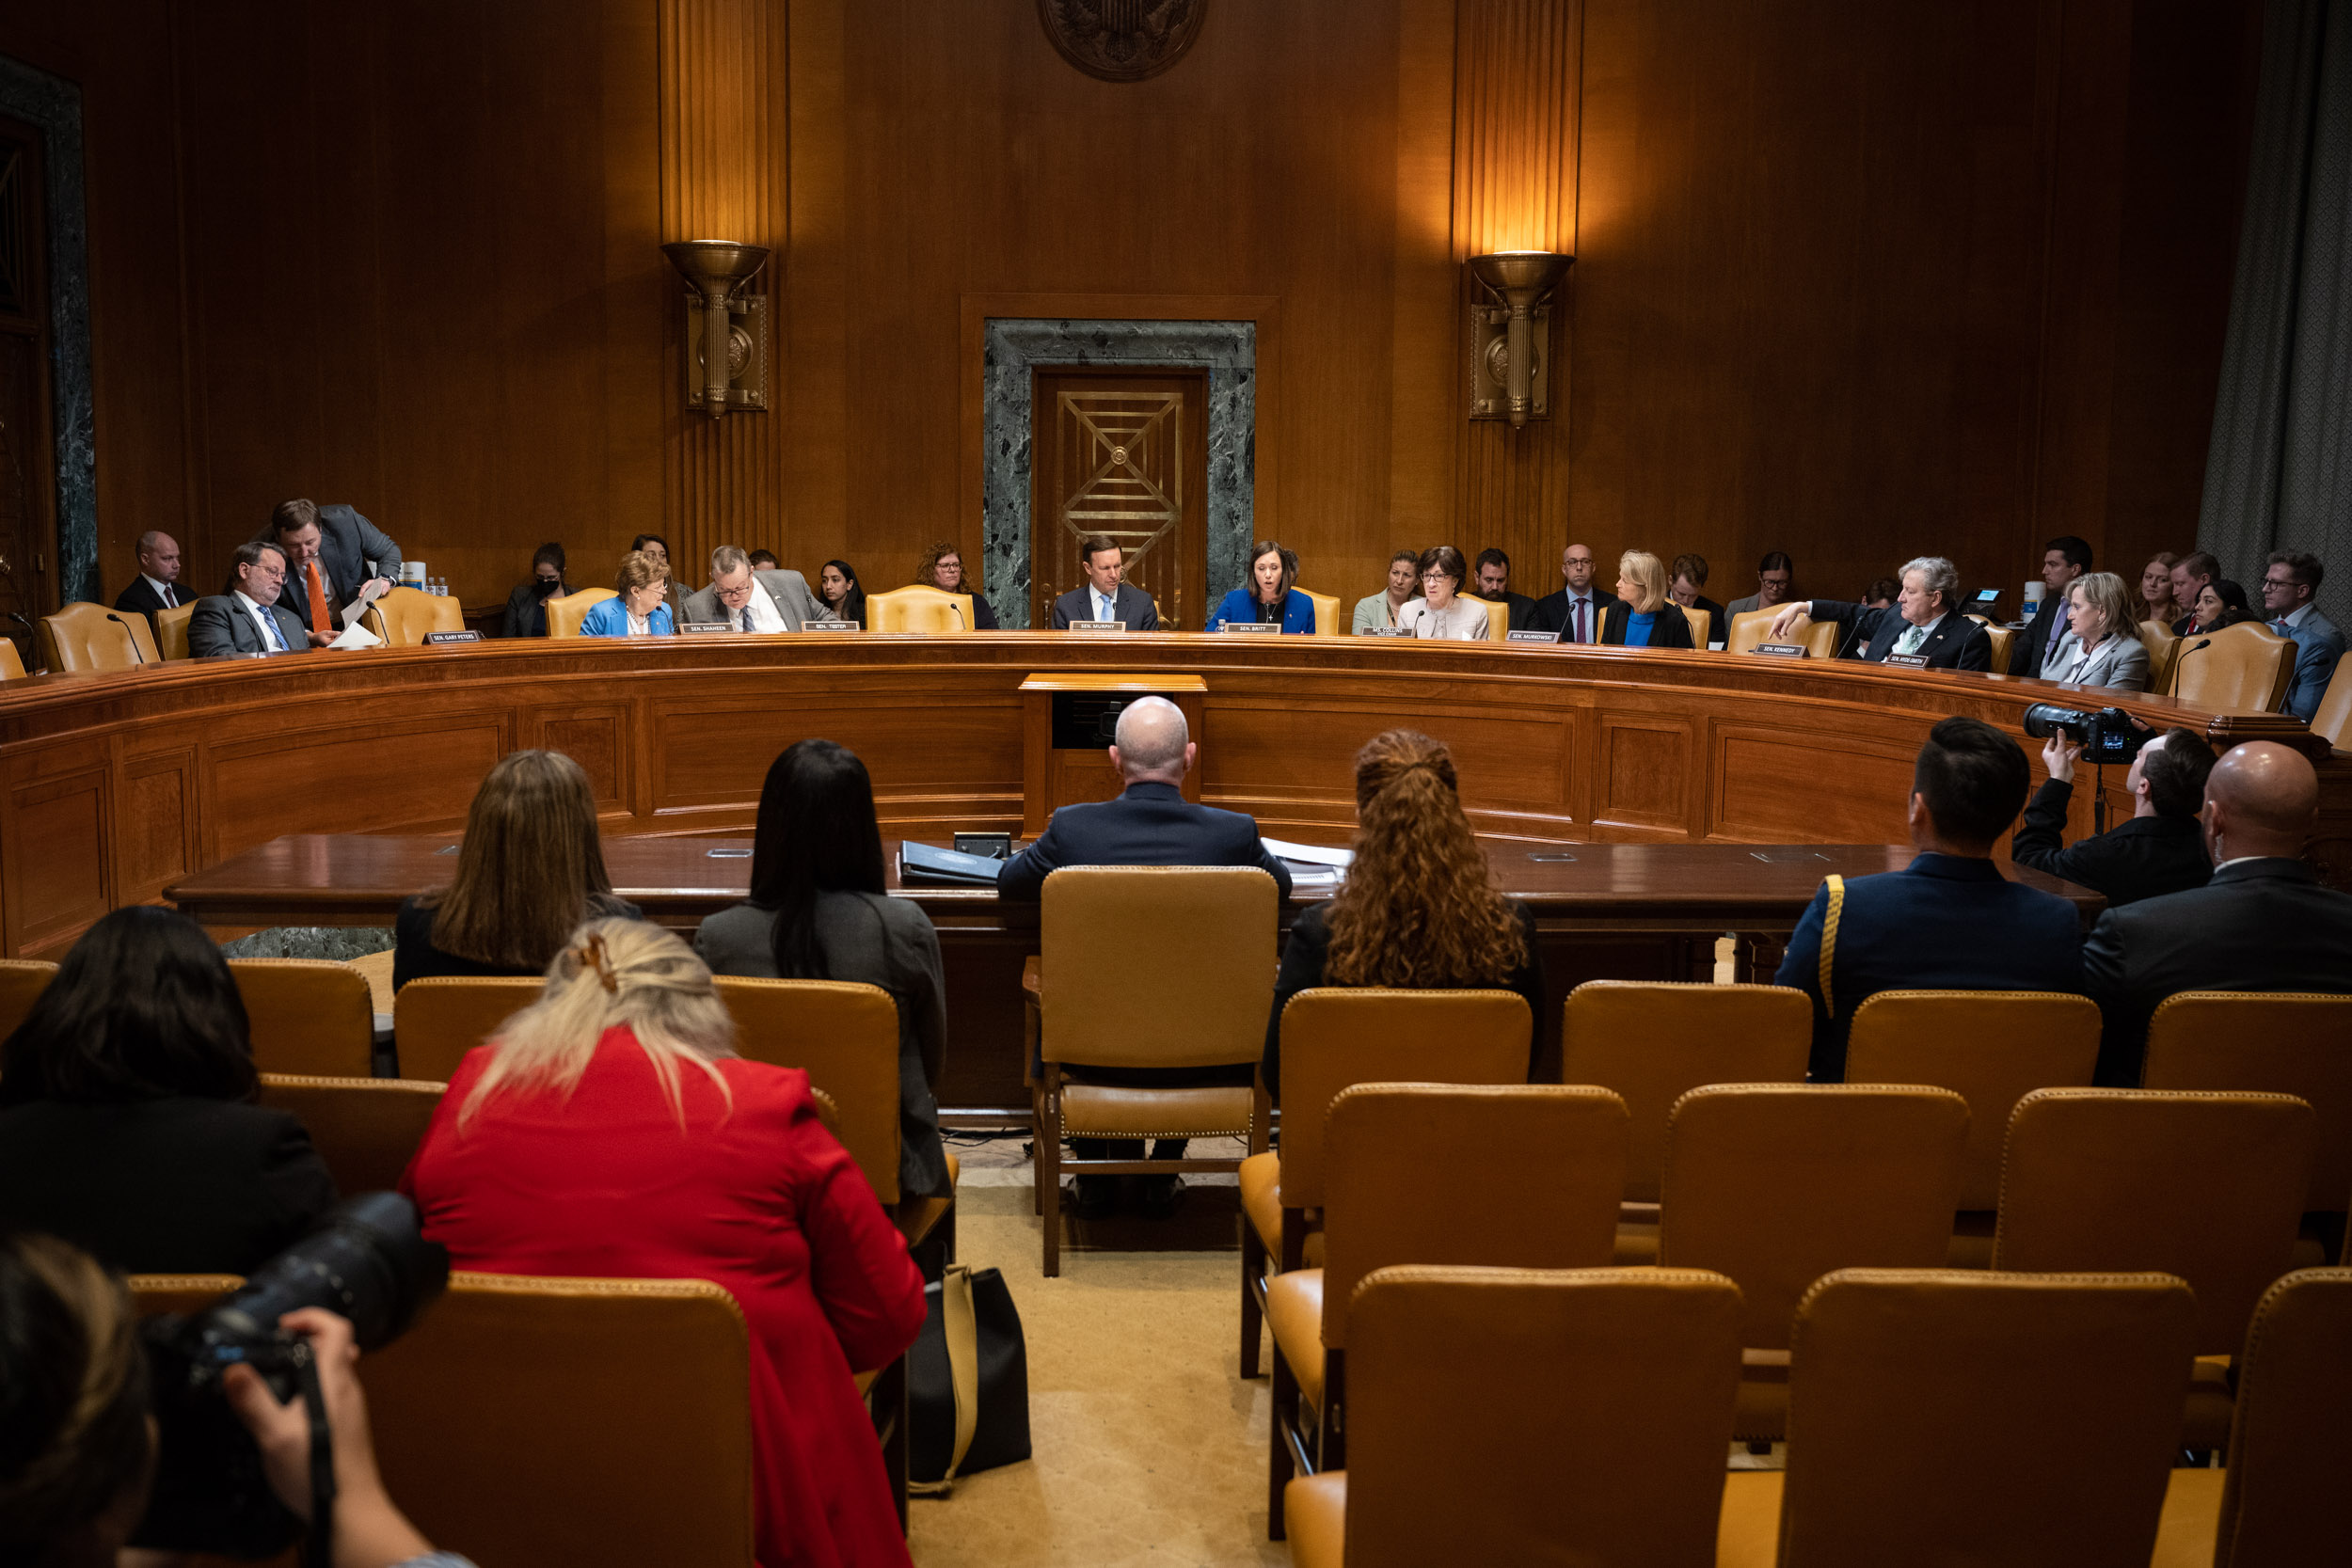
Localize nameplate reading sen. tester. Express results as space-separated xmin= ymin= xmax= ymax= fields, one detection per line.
xmin=1751 ymin=642 xmax=1811 ymax=658
xmin=800 ymin=621 xmax=861 ymax=633
xmin=1506 ymin=628 xmax=1563 ymax=644
xmin=1216 ymin=621 xmax=1280 ymax=635
xmin=679 ymin=622 xmax=736 ymax=635
xmin=422 ymin=630 xmax=483 ymax=645
xmin=1068 ymin=621 xmax=1127 ymax=633
xmin=1883 ymin=652 xmax=1931 ymax=669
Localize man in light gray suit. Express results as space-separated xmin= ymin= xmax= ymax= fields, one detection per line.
xmin=2260 ymin=551 xmax=2344 ymax=722
xmin=262 ymin=499 xmax=404 ymax=646
xmin=681 ymin=544 xmax=835 ymax=630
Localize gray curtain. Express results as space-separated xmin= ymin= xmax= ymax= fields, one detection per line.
xmin=2200 ymin=0 xmax=2352 ymax=629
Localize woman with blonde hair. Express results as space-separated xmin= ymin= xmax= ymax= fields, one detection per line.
xmin=2040 ymin=570 xmax=2149 ymax=690
xmin=1599 ymin=549 xmax=1695 ymax=648
xmin=1261 ymin=731 xmax=1543 ymax=1096
xmin=578 ymin=549 xmax=675 ymax=637
xmin=393 ymin=750 xmax=641 ymax=990
xmin=402 ymin=918 xmax=927 ymax=1568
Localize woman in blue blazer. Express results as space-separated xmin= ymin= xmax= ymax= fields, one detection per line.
xmin=1207 ymin=540 xmax=1317 ymax=633
xmin=580 ymin=549 xmax=677 ymax=637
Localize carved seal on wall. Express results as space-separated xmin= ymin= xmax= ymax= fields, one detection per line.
xmin=1037 ymin=0 xmax=1206 ymax=83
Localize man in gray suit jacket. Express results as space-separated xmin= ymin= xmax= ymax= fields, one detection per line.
xmin=2260 ymin=551 xmax=2344 ymax=722
xmin=680 ymin=545 xmax=835 ymax=630
xmin=1047 ymin=534 xmax=1160 ymax=629
xmin=187 ymin=543 xmax=310 ymax=657
xmin=263 ymin=499 xmax=403 ymax=645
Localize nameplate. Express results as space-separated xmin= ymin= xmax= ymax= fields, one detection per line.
xmin=1359 ymin=626 xmax=1410 ymax=637
xmin=1217 ymin=621 xmax=1280 ymax=635
xmin=1884 ymin=652 xmax=1931 ymax=669
xmin=1751 ymin=642 xmax=1810 ymax=658
xmin=679 ymin=621 xmax=737 ymax=634
xmin=952 ymin=832 xmax=1014 ymax=860
xmin=1068 ymin=620 xmax=1126 ymax=633
xmin=422 ymin=630 xmax=482 ymax=645
xmin=799 ymin=620 xmax=860 ymax=632
xmin=1506 ymin=628 xmax=1564 ymax=644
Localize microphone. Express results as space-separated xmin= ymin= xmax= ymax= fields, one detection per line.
xmin=102 ymin=611 xmax=149 ymax=665
xmin=2169 ymin=637 xmax=2212 ymax=697
xmin=948 ymin=601 xmax=965 ymax=630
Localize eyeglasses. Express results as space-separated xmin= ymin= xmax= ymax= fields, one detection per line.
xmin=1422 ymin=573 xmax=1454 ymax=584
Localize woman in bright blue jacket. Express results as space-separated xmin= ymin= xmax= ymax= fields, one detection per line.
xmin=579 ymin=550 xmax=677 ymax=637
xmin=1207 ymin=540 xmax=1317 ymax=633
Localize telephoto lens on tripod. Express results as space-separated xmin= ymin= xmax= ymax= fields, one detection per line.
xmin=133 ymin=1193 xmax=450 ymax=1560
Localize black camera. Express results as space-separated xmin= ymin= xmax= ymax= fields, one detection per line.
xmin=2021 ymin=703 xmax=2153 ymax=765
xmin=133 ymin=1193 xmax=449 ymax=1559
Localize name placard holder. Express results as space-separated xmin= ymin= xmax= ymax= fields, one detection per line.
xmin=1359 ymin=626 xmax=1411 ymax=637
xmin=422 ymin=630 xmax=483 ymax=645
xmin=1883 ymin=652 xmax=1931 ymax=669
xmin=1216 ymin=620 xmax=1281 ymax=635
xmin=1751 ymin=642 xmax=1810 ymax=658
xmin=1506 ymin=628 xmax=1564 ymax=644
xmin=680 ymin=622 xmax=737 ymax=635
xmin=1068 ymin=621 xmax=1127 ymax=633
xmin=799 ymin=621 xmax=861 ymax=633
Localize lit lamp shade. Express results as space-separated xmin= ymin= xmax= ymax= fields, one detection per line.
xmin=1469 ymin=250 xmax=1573 ymax=427
xmin=662 ymin=241 xmax=771 ymax=418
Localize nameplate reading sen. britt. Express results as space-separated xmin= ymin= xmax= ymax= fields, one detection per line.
xmin=422 ymin=630 xmax=483 ymax=645
xmin=1506 ymin=628 xmax=1563 ymax=644
xmin=1751 ymin=642 xmax=1811 ymax=658
xmin=1883 ymin=652 xmax=1931 ymax=669
xmin=1217 ymin=621 xmax=1280 ymax=636
xmin=1067 ymin=621 xmax=1127 ymax=634
xmin=800 ymin=621 xmax=861 ymax=633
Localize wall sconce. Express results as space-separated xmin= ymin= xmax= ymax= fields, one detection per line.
xmin=1468 ymin=251 xmax=1574 ymax=428
xmin=662 ymin=240 xmax=771 ymax=418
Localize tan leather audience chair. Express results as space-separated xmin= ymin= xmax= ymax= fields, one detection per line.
xmin=2150 ymin=1268 xmax=2352 ymax=1568
xmin=1264 ymin=1084 xmax=1629 ymax=1538
xmin=1657 ymin=1083 xmax=1969 ymax=1442
xmin=229 ymin=958 xmax=377 ymax=1078
xmin=1559 ymin=980 xmax=1812 ymax=1261
xmin=39 ymin=602 xmax=160 ymax=672
xmin=363 ymin=585 xmax=465 ymax=645
xmin=0 ymin=638 xmax=24 ymax=679
xmin=545 ymin=587 xmax=618 ymax=639
xmin=258 ymin=1074 xmax=445 ymax=1194
xmin=2170 ymin=621 xmax=2295 ymax=711
xmin=2144 ymin=992 xmax=2352 ymax=1225
xmin=1717 ymin=1269 xmax=2198 ymax=1568
xmin=1031 ymin=866 xmax=1279 ymax=1276
xmin=154 ymin=603 xmax=196 ymax=660
xmin=1993 ymin=1088 xmax=2315 ymax=1447
xmin=130 ymin=1275 xmax=244 ymax=1319
xmin=2310 ymin=654 xmax=2351 ymax=751
xmin=1844 ymin=989 xmax=2101 ymax=1258
xmin=1285 ymin=1265 xmax=1743 ymax=1568
xmin=1728 ymin=606 xmax=1838 ymax=658
xmin=1239 ymin=989 xmax=1532 ymax=1377
xmin=865 ymin=585 xmax=971 ymax=631
xmin=368 ymin=1275 xmax=756 ymax=1566
xmin=392 ymin=976 xmax=544 ymax=1082
xmin=1300 ymin=589 xmax=1340 ymax=635
xmin=2140 ymin=619 xmax=2181 ymax=691
xmin=0 ymin=958 xmax=56 ymax=1041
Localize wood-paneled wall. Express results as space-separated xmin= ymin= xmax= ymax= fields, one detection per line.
xmin=2 ymin=0 xmax=2262 ymax=620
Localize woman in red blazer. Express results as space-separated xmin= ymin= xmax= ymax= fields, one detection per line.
xmin=402 ymin=919 xmax=926 ymax=1568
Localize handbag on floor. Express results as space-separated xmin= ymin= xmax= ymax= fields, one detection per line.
xmin=907 ymin=1264 xmax=1031 ymax=1492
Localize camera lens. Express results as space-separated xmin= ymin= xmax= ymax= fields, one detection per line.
xmin=200 ymin=1194 xmax=448 ymax=1354
xmin=2021 ymin=703 xmax=2090 ymax=740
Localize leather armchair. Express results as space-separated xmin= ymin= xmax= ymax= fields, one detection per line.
xmin=2140 ymin=618 xmax=2182 ymax=691
xmin=0 ymin=638 xmax=23 ymax=679
xmin=866 ymin=585 xmax=974 ymax=632
xmin=2143 ymin=991 xmax=2352 ymax=1221
xmin=0 ymin=958 xmax=56 ymax=1042
xmin=2171 ymin=621 xmax=2295 ymax=710
xmin=230 ymin=957 xmax=378 ymax=1077
xmin=40 ymin=601 xmax=160 ymax=672
xmin=257 ymin=1072 xmax=445 ymax=1194
xmin=546 ymin=587 xmax=618 ymax=639
xmin=363 ymin=585 xmax=465 ymax=645
xmin=1965 ymin=613 xmax=2015 ymax=671
xmin=1300 ymin=588 xmax=1340 ymax=635
xmin=155 ymin=603 xmax=196 ymax=659
xmin=1728 ymin=606 xmax=1838 ymax=658
xmin=391 ymin=975 xmax=546 ymax=1081
xmin=1477 ymin=596 xmax=1509 ymax=640
xmin=2312 ymin=653 xmax=2351 ymax=750
xmin=716 ymin=976 xmax=903 ymax=1202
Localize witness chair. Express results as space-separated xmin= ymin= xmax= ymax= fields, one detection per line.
xmin=1559 ymin=980 xmax=1813 ymax=1261
xmin=39 ymin=602 xmax=160 ymax=672
xmin=866 ymin=584 xmax=972 ymax=631
xmin=367 ymin=1274 xmax=757 ymax=1566
xmin=1300 ymin=588 xmax=1340 ymax=635
xmin=2141 ymin=618 xmax=2182 ymax=691
xmin=0 ymin=958 xmax=56 ymax=1040
xmin=2170 ymin=621 xmax=2295 ymax=711
xmin=2310 ymin=654 xmax=2350 ymax=751
xmin=229 ymin=957 xmax=377 ymax=1078
xmin=1716 ymin=1269 xmax=2198 ymax=1568
xmin=362 ymin=585 xmax=465 ymax=645
xmin=1727 ymin=607 xmax=1838 ymax=658
xmin=2150 ymin=1268 xmax=2352 ymax=1568
xmin=1029 ymin=865 xmax=1279 ymax=1276
xmin=546 ymin=587 xmax=618 ymax=639
xmin=1265 ymin=1084 xmax=1629 ymax=1537
xmin=155 ymin=603 xmax=196 ymax=659
xmin=1656 ymin=1083 xmax=1970 ymax=1442
xmin=392 ymin=975 xmax=545 ymax=1081
xmin=0 ymin=639 xmax=24 ymax=679
xmin=1284 ymin=1265 xmax=1743 ymax=1568
xmin=1992 ymin=1088 xmax=2315 ymax=1448
xmin=257 ymin=1073 xmax=445 ymax=1194
xmin=1844 ymin=989 xmax=2101 ymax=1260
xmin=1240 ymin=988 xmax=1532 ymax=1377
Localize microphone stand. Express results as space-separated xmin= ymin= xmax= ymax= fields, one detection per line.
xmin=102 ymin=610 xmax=149 ymax=664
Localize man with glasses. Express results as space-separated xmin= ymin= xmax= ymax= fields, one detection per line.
xmin=188 ymin=543 xmax=310 ymax=657
xmin=1534 ymin=543 xmax=1618 ymax=643
xmin=682 ymin=544 xmax=835 ymax=631
xmin=2260 ymin=552 xmax=2343 ymax=721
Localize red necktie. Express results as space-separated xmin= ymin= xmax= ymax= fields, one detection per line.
xmin=305 ymin=561 xmax=329 ymax=635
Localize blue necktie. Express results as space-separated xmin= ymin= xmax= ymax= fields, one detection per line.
xmin=261 ymin=608 xmax=285 ymax=651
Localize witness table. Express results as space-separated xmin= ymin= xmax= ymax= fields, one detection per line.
xmin=168 ymin=834 xmax=2101 ymax=1116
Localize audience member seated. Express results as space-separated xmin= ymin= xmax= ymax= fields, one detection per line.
xmin=1861 ymin=576 xmax=1899 ymax=609
xmin=1775 ymin=717 xmax=2083 ymax=1080
xmin=1352 ymin=548 xmax=1419 ymax=633
xmin=1533 ymin=542 xmax=1616 ymax=642
xmin=394 ymin=750 xmax=642 ymax=991
xmin=266 ymin=499 xmax=402 ymax=647
xmin=578 ymin=550 xmax=676 ymax=637
xmin=0 ymin=906 xmax=337 ymax=1274
xmin=817 ymin=559 xmax=866 ymax=626
xmin=996 ymin=697 xmax=1288 ymax=1216
xmin=2083 ymin=740 xmax=2352 ymax=1085
xmin=913 ymin=542 xmax=998 ymax=627
xmin=2169 ymin=550 xmax=2221 ymax=634
xmin=1771 ymin=555 xmax=1994 ymax=670
xmin=2261 ymin=551 xmax=2344 ymax=721
xmin=1262 ymin=729 xmax=1543 ymax=1098
xmin=2134 ymin=551 xmax=2181 ymax=626
xmin=402 ymin=919 xmax=926 ymax=1568
xmin=684 ymin=545 xmax=835 ymax=631
xmin=1048 ymin=534 xmax=1160 ymax=629
xmin=2008 ymin=534 xmax=2092 ymax=677
xmin=187 ymin=541 xmax=310 ymax=657
xmin=1724 ymin=549 xmax=1796 ymax=620
xmin=628 ymin=533 xmax=690 ymax=625
xmin=1599 ymin=549 xmax=1695 ymax=648
xmin=2184 ymin=578 xmax=2254 ymax=637
xmin=2012 ymin=726 xmax=2216 ymax=908
xmin=500 ymin=542 xmax=568 ymax=638
xmin=748 ymin=548 xmax=780 ymax=569
xmin=0 ymin=1234 xmax=465 ymax=1568
xmin=1470 ymin=547 xmax=1541 ymax=631
xmin=1668 ymin=552 xmax=1727 ymax=644
xmin=694 ymin=739 xmax=949 ymax=1203
xmin=1397 ymin=545 xmax=1490 ymax=641
xmin=1208 ymin=540 xmax=1316 ymax=632
xmin=2038 ymin=570 xmax=2148 ymax=689
xmin=112 ymin=529 xmax=187 ymax=635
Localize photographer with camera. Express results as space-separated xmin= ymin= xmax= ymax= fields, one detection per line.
xmin=2013 ymin=724 xmax=2215 ymax=908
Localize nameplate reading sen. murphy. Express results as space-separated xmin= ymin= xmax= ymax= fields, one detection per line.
xmin=1216 ymin=621 xmax=1280 ymax=635
xmin=1750 ymin=642 xmax=1811 ymax=658
xmin=798 ymin=621 xmax=861 ymax=633
xmin=1883 ymin=652 xmax=1931 ymax=669
xmin=1067 ymin=620 xmax=1127 ymax=633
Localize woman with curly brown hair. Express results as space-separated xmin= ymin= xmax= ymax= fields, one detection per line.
xmin=1260 ymin=730 xmax=1544 ymax=1097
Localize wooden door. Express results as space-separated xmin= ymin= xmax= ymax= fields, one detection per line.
xmin=1030 ymin=368 xmax=1207 ymax=630
xmin=0 ymin=116 xmax=55 ymax=670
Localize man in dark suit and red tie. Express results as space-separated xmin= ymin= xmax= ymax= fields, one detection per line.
xmin=111 ymin=531 xmax=188 ymax=637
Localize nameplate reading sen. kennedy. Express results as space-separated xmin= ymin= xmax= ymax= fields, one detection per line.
xmin=1751 ymin=642 xmax=1811 ymax=658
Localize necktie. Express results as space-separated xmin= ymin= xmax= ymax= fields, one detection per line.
xmin=260 ymin=607 xmax=284 ymax=652
xmin=304 ymin=561 xmax=329 ymax=635
xmin=1897 ymin=624 xmax=1927 ymax=656
xmin=739 ymin=606 xmax=753 ymax=632
xmin=162 ymin=584 xmax=176 ymax=609
xmin=2271 ymin=618 xmax=2291 ymax=635
xmin=1573 ymin=597 xmax=1587 ymax=642
xmin=1098 ymin=593 xmax=1113 ymax=622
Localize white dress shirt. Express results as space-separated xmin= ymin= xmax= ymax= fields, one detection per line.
xmin=1892 ymin=612 xmax=1947 ymax=656
xmin=627 ymin=611 xmax=651 ymax=636
xmin=736 ymin=581 xmax=787 ymax=632
xmin=1398 ymin=596 xmax=1489 ymax=641
xmin=143 ymin=574 xmax=182 ymax=609
xmin=233 ymin=591 xmax=288 ymax=652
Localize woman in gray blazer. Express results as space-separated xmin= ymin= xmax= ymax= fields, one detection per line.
xmin=693 ymin=740 xmax=948 ymax=1199
xmin=2040 ymin=571 xmax=2150 ymax=691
